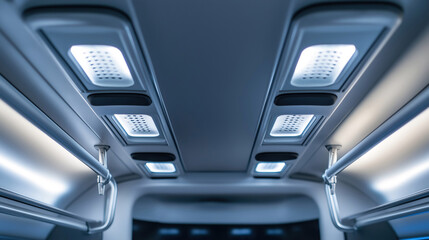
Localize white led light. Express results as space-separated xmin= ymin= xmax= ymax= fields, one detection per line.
xmin=69 ymin=45 xmax=134 ymax=87
xmin=270 ymin=114 xmax=314 ymax=137
xmin=114 ymin=114 xmax=159 ymax=137
xmin=291 ymin=44 xmax=356 ymax=87
xmin=255 ymin=162 xmax=286 ymax=173
xmin=145 ymin=162 xmax=176 ymax=173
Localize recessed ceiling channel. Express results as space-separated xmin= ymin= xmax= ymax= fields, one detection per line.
xmin=27 ymin=10 xmax=183 ymax=178
xmin=249 ymin=5 xmax=400 ymax=178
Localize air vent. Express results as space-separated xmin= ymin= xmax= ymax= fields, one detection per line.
xmin=145 ymin=163 xmax=176 ymax=173
xmin=255 ymin=152 xmax=298 ymax=162
xmin=88 ymin=93 xmax=151 ymax=106
xmin=270 ymin=115 xmax=315 ymax=137
xmin=255 ymin=162 xmax=286 ymax=173
xmin=132 ymin=153 xmax=175 ymax=162
xmin=113 ymin=114 xmax=159 ymax=137
xmin=69 ymin=45 xmax=134 ymax=87
xmin=291 ymin=45 xmax=356 ymax=87
xmin=274 ymin=93 xmax=337 ymax=106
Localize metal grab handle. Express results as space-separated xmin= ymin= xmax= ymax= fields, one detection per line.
xmin=0 ymin=77 xmax=117 ymax=233
xmin=0 ymin=177 xmax=117 ymax=233
xmin=0 ymin=146 xmax=117 ymax=234
xmin=323 ymin=145 xmax=356 ymax=232
xmin=322 ymin=87 xmax=429 ymax=232
xmin=88 ymin=178 xmax=117 ymax=233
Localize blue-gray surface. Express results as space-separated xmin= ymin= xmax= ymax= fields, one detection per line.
xmin=134 ymin=0 xmax=290 ymax=171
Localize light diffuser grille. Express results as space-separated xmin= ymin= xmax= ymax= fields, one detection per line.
xmin=145 ymin=162 xmax=176 ymax=173
xmin=114 ymin=114 xmax=159 ymax=137
xmin=270 ymin=114 xmax=314 ymax=137
xmin=255 ymin=162 xmax=286 ymax=173
xmin=291 ymin=44 xmax=356 ymax=87
xmin=69 ymin=45 xmax=134 ymax=87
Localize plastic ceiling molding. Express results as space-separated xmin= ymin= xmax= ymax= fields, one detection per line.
xmin=280 ymin=5 xmax=399 ymax=91
xmin=249 ymin=4 xmax=400 ymax=178
xmin=69 ymin=45 xmax=134 ymax=88
xmin=27 ymin=9 xmax=181 ymax=156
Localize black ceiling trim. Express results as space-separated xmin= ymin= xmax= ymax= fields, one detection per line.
xmin=274 ymin=93 xmax=337 ymax=106
xmin=132 ymin=152 xmax=176 ymax=162
xmin=255 ymin=152 xmax=298 ymax=162
xmin=88 ymin=93 xmax=152 ymax=106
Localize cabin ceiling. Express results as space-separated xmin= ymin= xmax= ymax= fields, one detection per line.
xmin=0 ymin=0 xmax=427 ymax=184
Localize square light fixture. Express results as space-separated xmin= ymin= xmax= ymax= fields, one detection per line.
xmin=291 ymin=44 xmax=356 ymax=87
xmin=69 ymin=45 xmax=134 ymax=87
xmin=113 ymin=114 xmax=159 ymax=137
xmin=255 ymin=162 xmax=286 ymax=173
xmin=145 ymin=162 xmax=176 ymax=173
xmin=270 ymin=114 xmax=314 ymax=137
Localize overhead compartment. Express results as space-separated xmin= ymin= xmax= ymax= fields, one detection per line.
xmin=249 ymin=4 xmax=401 ymax=178
xmin=26 ymin=9 xmax=182 ymax=177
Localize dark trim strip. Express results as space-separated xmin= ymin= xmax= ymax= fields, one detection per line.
xmin=255 ymin=152 xmax=298 ymax=162
xmin=132 ymin=152 xmax=176 ymax=162
xmin=88 ymin=93 xmax=152 ymax=106
xmin=275 ymin=93 xmax=337 ymax=106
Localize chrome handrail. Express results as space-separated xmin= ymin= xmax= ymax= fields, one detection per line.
xmin=323 ymin=87 xmax=429 ymax=231
xmin=0 ymin=76 xmax=117 ymax=233
xmin=0 ymin=147 xmax=117 ymax=233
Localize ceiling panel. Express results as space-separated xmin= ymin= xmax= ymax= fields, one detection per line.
xmin=134 ymin=0 xmax=291 ymax=171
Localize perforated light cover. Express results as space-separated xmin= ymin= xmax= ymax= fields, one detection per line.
xmin=113 ymin=114 xmax=159 ymax=137
xmin=145 ymin=162 xmax=176 ymax=173
xmin=255 ymin=162 xmax=286 ymax=173
xmin=291 ymin=44 xmax=356 ymax=87
xmin=270 ymin=114 xmax=314 ymax=137
xmin=69 ymin=45 xmax=134 ymax=87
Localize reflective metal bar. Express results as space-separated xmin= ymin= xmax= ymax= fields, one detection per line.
xmin=88 ymin=179 xmax=118 ymax=233
xmin=0 ymin=57 xmax=117 ymax=233
xmin=0 ymin=78 xmax=110 ymax=179
xmin=0 ymin=188 xmax=90 ymax=222
xmin=325 ymin=87 xmax=429 ymax=179
xmin=355 ymin=200 xmax=429 ymax=227
xmin=0 ymin=201 xmax=88 ymax=231
xmin=323 ymin=87 xmax=429 ymax=232
xmin=0 ymin=177 xmax=117 ymax=233
xmin=324 ymin=146 xmax=356 ymax=232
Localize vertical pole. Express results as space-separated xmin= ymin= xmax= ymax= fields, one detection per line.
xmin=95 ymin=145 xmax=110 ymax=195
xmin=323 ymin=145 xmax=356 ymax=232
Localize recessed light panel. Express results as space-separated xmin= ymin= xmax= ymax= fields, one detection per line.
xmin=255 ymin=162 xmax=286 ymax=173
xmin=270 ymin=114 xmax=314 ymax=137
xmin=145 ymin=162 xmax=176 ymax=173
xmin=291 ymin=44 xmax=356 ymax=87
xmin=113 ymin=114 xmax=159 ymax=137
xmin=69 ymin=45 xmax=134 ymax=87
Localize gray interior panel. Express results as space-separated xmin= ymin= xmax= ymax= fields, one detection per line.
xmin=133 ymin=0 xmax=292 ymax=172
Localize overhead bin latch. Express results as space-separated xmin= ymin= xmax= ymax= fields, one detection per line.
xmin=95 ymin=145 xmax=111 ymax=195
